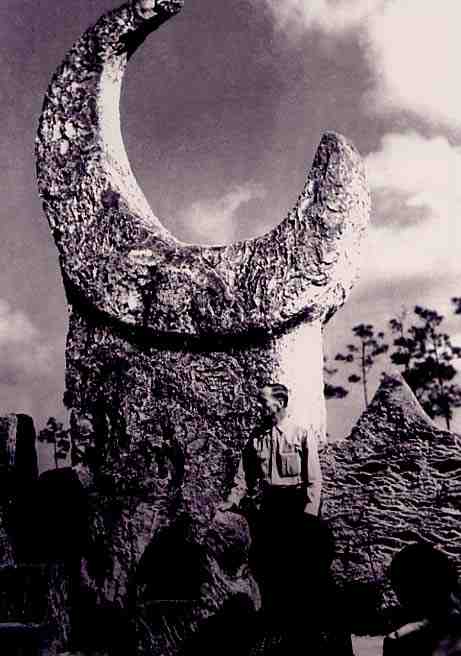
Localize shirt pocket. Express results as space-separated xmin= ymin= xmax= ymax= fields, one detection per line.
xmin=277 ymin=444 xmax=301 ymax=478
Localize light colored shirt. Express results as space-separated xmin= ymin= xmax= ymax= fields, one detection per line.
xmin=227 ymin=417 xmax=322 ymax=515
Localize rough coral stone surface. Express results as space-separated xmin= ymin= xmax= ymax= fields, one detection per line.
xmin=36 ymin=0 xmax=370 ymax=336
xmin=0 ymin=415 xmax=20 ymax=569
xmin=0 ymin=415 xmax=18 ymax=471
xmin=64 ymin=306 xmax=324 ymax=619
xmin=35 ymin=0 xmax=370 ymax=652
xmin=0 ymin=414 xmax=38 ymax=568
xmin=322 ymin=374 xmax=461 ymax=615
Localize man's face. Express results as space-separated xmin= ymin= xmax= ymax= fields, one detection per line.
xmin=259 ymin=387 xmax=282 ymax=422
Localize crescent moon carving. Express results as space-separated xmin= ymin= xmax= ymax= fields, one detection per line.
xmin=36 ymin=0 xmax=370 ymax=337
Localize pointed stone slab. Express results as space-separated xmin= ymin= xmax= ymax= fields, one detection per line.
xmin=322 ymin=374 xmax=461 ymax=628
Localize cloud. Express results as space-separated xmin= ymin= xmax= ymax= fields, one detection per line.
xmin=0 ymin=300 xmax=56 ymax=384
xmin=371 ymin=189 xmax=432 ymax=228
xmin=0 ymin=299 xmax=65 ymax=433
xmin=367 ymin=132 xmax=461 ymax=223
xmin=261 ymin=0 xmax=384 ymax=36
xmin=364 ymin=1 xmax=461 ymax=129
xmin=177 ymin=183 xmax=267 ymax=245
xmin=361 ymin=131 xmax=461 ymax=285
xmin=0 ymin=299 xmax=37 ymax=344
xmin=260 ymin=0 xmax=461 ymax=131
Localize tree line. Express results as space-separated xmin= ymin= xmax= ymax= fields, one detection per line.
xmin=324 ymin=300 xmax=461 ymax=431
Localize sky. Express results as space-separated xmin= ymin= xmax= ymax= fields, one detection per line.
xmin=1 ymin=0 xmax=461 ymax=443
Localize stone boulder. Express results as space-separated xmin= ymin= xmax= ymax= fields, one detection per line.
xmin=0 ymin=414 xmax=38 ymax=488
xmin=0 ymin=413 xmax=39 ymax=568
xmin=0 ymin=415 xmax=70 ymax=653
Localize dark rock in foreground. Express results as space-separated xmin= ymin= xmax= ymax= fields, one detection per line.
xmin=0 ymin=415 xmax=70 ymax=654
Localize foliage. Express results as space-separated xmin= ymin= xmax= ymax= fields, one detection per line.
xmin=335 ymin=324 xmax=388 ymax=408
xmin=452 ymin=297 xmax=461 ymax=316
xmin=323 ymin=356 xmax=348 ymax=400
xmin=38 ymin=417 xmax=71 ymax=468
xmin=389 ymin=305 xmax=461 ymax=430
xmin=389 ymin=309 xmax=414 ymax=376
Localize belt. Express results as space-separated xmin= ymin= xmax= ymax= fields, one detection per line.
xmin=262 ymin=484 xmax=305 ymax=494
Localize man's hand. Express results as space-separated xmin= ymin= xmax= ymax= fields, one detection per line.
xmin=217 ymin=500 xmax=237 ymax=513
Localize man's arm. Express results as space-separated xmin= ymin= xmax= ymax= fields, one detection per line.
xmin=302 ymin=429 xmax=322 ymax=516
xmin=220 ymin=455 xmax=247 ymax=511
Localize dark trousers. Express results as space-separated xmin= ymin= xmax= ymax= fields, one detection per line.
xmin=249 ymin=487 xmax=308 ymax=611
xmin=247 ymin=489 xmax=353 ymax=654
xmin=249 ymin=487 xmax=335 ymax=612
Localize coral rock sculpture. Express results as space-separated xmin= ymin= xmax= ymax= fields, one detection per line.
xmin=36 ymin=0 xmax=370 ymax=652
xmin=322 ymin=374 xmax=461 ymax=629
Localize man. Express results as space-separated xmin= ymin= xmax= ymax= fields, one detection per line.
xmin=221 ymin=383 xmax=322 ymax=519
xmin=219 ymin=383 xmax=326 ymax=626
xmin=384 ymin=545 xmax=461 ymax=656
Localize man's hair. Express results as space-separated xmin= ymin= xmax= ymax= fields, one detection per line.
xmin=390 ymin=543 xmax=458 ymax=599
xmin=261 ymin=383 xmax=289 ymax=408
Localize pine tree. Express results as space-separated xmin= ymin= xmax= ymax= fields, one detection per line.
xmin=323 ymin=356 xmax=348 ymax=400
xmin=38 ymin=417 xmax=71 ymax=468
xmin=390 ymin=305 xmax=461 ymax=430
xmin=335 ymin=324 xmax=388 ymax=409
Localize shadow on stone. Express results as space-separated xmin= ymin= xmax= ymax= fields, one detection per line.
xmin=70 ymin=593 xmax=133 ymax=656
xmin=0 ymin=621 xmax=45 ymax=656
xmin=136 ymin=517 xmax=208 ymax=604
xmin=179 ymin=593 xmax=257 ymax=656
